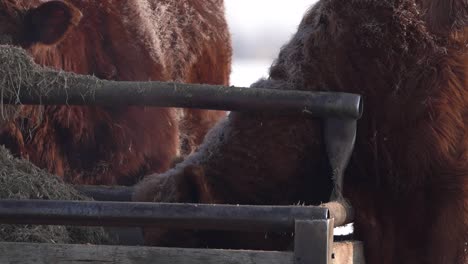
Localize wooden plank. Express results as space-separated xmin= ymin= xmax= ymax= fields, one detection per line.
xmin=332 ymin=242 xmax=365 ymax=264
xmin=320 ymin=201 xmax=354 ymax=227
xmin=0 ymin=241 xmax=364 ymax=264
xmin=0 ymin=242 xmax=293 ymax=264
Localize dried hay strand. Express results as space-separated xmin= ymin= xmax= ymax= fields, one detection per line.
xmin=0 ymin=45 xmax=103 ymax=125
xmin=0 ymin=45 xmax=117 ymax=244
xmin=0 ymin=145 xmax=113 ymax=244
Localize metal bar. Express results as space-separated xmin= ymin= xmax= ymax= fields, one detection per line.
xmin=294 ymin=219 xmax=334 ymax=264
xmin=73 ymin=185 xmax=354 ymax=227
xmin=74 ymin=185 xmax=134 ymax=202
xmin=5 ymin=76 xmax=363 ymax=119
xmin=0 ymin=200 xmax=328 ymax=232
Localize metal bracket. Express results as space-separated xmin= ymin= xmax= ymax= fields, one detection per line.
xmin=324 ymin=118 xmax=357 ymax=201
xmin=294 ymin=219 xmax=334 ymax=264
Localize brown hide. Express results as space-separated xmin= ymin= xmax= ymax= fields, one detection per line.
xmin=134 ymin=0 xmax=468 ymax=263
xmin=0 ymin=0 xmax=232 ymax=185
xmin=417 ymin=0 xmax=468 ymax=34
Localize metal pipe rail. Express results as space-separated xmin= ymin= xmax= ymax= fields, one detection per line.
xmin=0 ymin=49 xmax=360 ymax=264
xmin=74 ymin=185 xmax=134 ymax=202
xmin=1 ymin=46 xmax=362 ymax=117
xmin=0 ymin=199 xmax=329 ymax=232
xmin=4 ymin=79 xmax=362 ymax=119
xmin=74 ymin=185 xmax=354 ymax=227
xmin=0 ymin=199 xmax=340 ymax=263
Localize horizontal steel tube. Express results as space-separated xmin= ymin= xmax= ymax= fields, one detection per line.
xmin=74 ymin=186 xmax=355 ymax=227
xmin=8 ymin=79 xmax=363 ymax=119
xmin=75 ymin=186 xmax=355 ymax=227
xmin=0 ymin=200 xmax=328 ymax=232
xmin=74 ymin=185 xmax=134 ymax=202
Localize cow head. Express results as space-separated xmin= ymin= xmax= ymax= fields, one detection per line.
xmin=268 ymin=0 xmax=466 ymax=98
xmin=0 ymin=0 xmax=82 ymax=47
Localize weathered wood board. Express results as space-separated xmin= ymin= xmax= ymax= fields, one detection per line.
xmin=0 ymin=241 xmax=364 ymax=264
xmin=332 ymin=242 xmax=365 ymax=264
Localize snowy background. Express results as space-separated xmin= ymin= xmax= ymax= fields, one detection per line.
xmin=225 ymin=0 xmax=315 ymax=87
xmin=224 ymin=0 xmax=353 ymax=236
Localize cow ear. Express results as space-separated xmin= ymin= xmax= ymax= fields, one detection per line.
xmin=24 ymin=1 xmax=82 ymax=46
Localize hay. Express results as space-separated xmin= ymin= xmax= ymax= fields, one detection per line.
xmin=0 ymin=45 xmax=39 ymax=123
xmin=0 ymin=45 xmax=116 ymax=244
xmin=0 ymin=45 xmax=102 ymax=127
xmin=0 ymin=45 xmax=101 ymax=98
xmin=0 ymin=145 xmax=112 ymax=244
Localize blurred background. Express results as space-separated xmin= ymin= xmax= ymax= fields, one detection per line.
xmin=224 ymin=0 xmax=353 ymax=236
xmin=225 ymin=0 xmax=316 ymax=87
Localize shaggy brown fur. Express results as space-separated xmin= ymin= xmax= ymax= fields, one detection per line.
xmin=134 ymin=0 xmax=468 ymax=263
xmin=0 ymin=0 xmax=231 ymax=185
xmin=417 ymin=0 xmax=468 ymax=34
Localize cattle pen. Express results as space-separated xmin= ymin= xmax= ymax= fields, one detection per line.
xmin=0 ymin=46 xmax=364 ymax=264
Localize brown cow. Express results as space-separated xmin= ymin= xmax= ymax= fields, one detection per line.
xmin=417 ymin=0 xmax=468 ymax=35
xmin=134 ymin=0 xmax=468 ymax=263
xmin=0 ymin=0 xmax=231 ymax=185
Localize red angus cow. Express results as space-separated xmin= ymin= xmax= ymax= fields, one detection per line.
xmin=134 ymin=0 xmax=467 ymax=263
xmin=416 ymin=0 xmax=468 ymax=35
xmin=0 ymin=0 xmax=231 ymax=185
